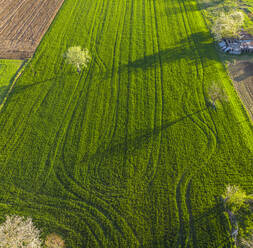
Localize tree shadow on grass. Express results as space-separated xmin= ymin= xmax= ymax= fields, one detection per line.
xmin=81 ymin=107 xmax=209 ymax=163
xmin=11 ymin=71 xmax=77 ymax=95
xmin=102 ymin=32 xmax=217 ymax=79
xmin=0 ymin=86 xmax=9 ymax=104
xmin=164 ymin=0 xmax=224 ymax=15
xmin=139 ymin=196 xmax=231 ymax=248
xmin=0 ymin=60 xmax=27 ymax=104
xmin=186 ymin=194 xmax=232 ymax=248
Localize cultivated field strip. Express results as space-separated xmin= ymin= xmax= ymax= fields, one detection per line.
xmin=0 ymin=0 xmax=252 ymax=247
xmin=0 ymin=0 xmax=64 ymax=59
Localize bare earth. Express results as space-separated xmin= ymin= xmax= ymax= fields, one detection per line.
xmin=228 ymin=60 xmax=253 ymax=120
xmin=0 ymin=0 xmax=64 ymax=59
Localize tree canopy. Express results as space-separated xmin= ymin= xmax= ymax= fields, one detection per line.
xmin=211 ymin=11 xmax=244 ymax=40
xmin=223 ymin=185 xmax=247 ymax=213
xmin=0 ymin=215 xmax=42 ymax=248
xmin=65 ymin=46 xmax=91 ymax=72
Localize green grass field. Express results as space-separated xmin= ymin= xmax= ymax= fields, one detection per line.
xmin=0 ymin=0 xmax=252 ymax=247
xmin=0 ymin=60 xmax=23 ymax=103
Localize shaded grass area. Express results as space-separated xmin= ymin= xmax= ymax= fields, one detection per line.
xmin=0 ymin=60 xmax=23 ymax=103
xmin=0 ymin=0 xmax=252 ymax=247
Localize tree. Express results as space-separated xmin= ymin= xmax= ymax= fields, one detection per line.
xmin=0 ymin=215 xmax=42 ymax=248
xmin=65 ymin=46 xmax=91 ymax=73
xmin=208 ymin=82 xmax=227 ymax=108
xmin=211 ymin=10 xmax=244 ymax=40
xmin=223 ymin=185 xmax=247 ymax=213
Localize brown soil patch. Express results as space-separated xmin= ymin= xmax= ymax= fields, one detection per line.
xmin=228 ymin=60 xmax=253 ymax=120
xmin=0 ymin=0 xmax=64 ymax=59
xmin=45 ymin=233 xmax=65 ymax=248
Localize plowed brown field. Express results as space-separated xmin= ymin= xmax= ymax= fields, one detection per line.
xmin=229 ymin=60 xmax=253 ymax=120
xmin=0 ymin=0 xmax=64 ymax=59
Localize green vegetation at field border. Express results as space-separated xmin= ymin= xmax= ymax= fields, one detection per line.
xmin=0 ymin=0 xmax=252 ymax=247
xmin=0 ymin=60 xmax=23 ymax=104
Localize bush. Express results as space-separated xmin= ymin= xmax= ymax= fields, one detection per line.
xmin=45 ymin=233 xmax=65 ymax=248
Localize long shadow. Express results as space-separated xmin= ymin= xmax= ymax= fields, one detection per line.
xmin=0 ymin=60 xmax=27 ymax=104
xmin=139 ymin=196 xmax=231 ymax=248
xmin=0 ymin=86 xmax=8 ymax=104
xmin=11 ymin=71 xmax=77 ymax=95
xmin=102 ymin=32 xmax=217 ymax=79
xmin=188 ymin=196 xmax=233 ymax=247
xmin=81 ymin=107 xmax=208 ymax=163
xmin=196 ymin=0 xmax=224 ymax=10
xmin=165 ymin=0 xmax=224 ymax=15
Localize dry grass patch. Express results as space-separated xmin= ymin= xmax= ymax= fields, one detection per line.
xmin=45 ymin=233 xmax=65 ymax=248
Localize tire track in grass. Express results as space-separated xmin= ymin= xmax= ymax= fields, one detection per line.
xmin=61 ymin=0 xmax=114 ymax=176
xmin=22 ymin=198 xmax=105 ymax=247
xmin=41 ymin=0 xmax=140 ymax=244
xmin=71 ymin=0 xmax=129 ymax=199
xmin=54 ymin=160 xmax=140 ymax=246
xmin=85 ymin=0 xmax=114 ymax=148
xmin=176 ymin=93 xmax=217 ymax=248
xmin=74 ymin=0 xmax=121 ymax=158
xmin=173 ymin=1 xmax=199 ymax=246
xmin=145 ymin=0 xmax=164 ymax=187
xmin=123 ymin=0 xmax=134 ymax=183
xmin=148 ymin=0 xmax=168 ymax=246
xmin=84 ymin=0 xmax=130 ymax=197
xmin=0 ymin=185 xmax=106 ymax=247
xmin=0 ymin=0 xmax=81 ymax=170
xmin=179 ymin=0 xmax=222 ymax=245
xmin=142 ymin=0 xmax=156 ymax=183
xmin=41 ymin=60 xmax=93 ymax=187
xmin=143 ymin=0 xmax=162 ymax=186
xmin=89 ymin=0 xmax=108 ymax=74
xmin=89 ymin=0 xmax=143 ymax=244
xmin=5 ymin=78 xmax=58 ymax=160
xmin=38 ymin=0 xmax=97 ymax=178
xmin=51 ymin=0 xmax=118 ymax=195
xmin=0 ymin=84 xmax=49 ymax=173
xmin=83 ymin=0 xmax=146 ymax=244
xmin=173 ymin=0 xmax=220 ymax=244
xmin=61 ymin=8 xmax=126 ymax=196
xmin=49 ymin=144 xmax=128 ymax=247
xmin=38 ymin=0 xmax=104 ymax=186
xmin=0 ymin=62 xmax=34 ymax=153
xmin=59 ymin=0 xmax=111 ymax=170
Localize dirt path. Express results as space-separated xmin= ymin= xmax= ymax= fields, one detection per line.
xmin=0 ymin=0 xmax=64 ymax=59
xmin=228 ymin=59 xmax=253 ymax=120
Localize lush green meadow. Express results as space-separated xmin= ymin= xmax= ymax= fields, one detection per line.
xmin=0 ymin=60 xmax=23 ymax=103
xmin=0 ymin=0 xmax=252 ymax=247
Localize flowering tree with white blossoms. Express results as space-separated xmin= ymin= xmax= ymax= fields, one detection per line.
xmin=65 ymin=46 xmax=91 ymax=73
xmin=211 ymin=10 xmax=245 ymax=40
xmin=0 ymin=215 xmax=42 ymax=248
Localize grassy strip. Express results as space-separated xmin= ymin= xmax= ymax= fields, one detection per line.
xmin=0 ymin=60 xmax=23 ymax=104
